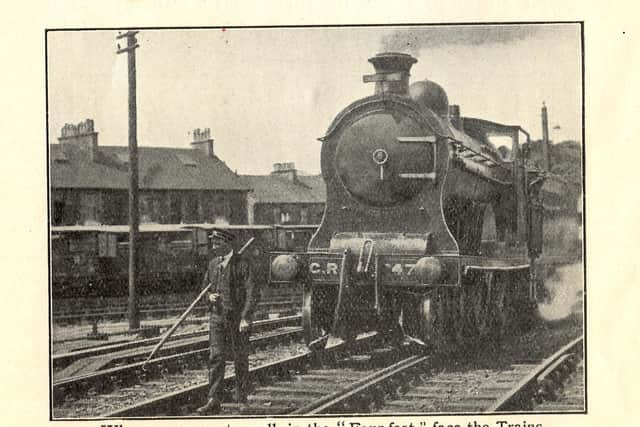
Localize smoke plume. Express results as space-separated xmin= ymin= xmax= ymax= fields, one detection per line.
xmin=537 ymin=263 xmax=583 ymax=321
xmin=380 ymin=25 xmax=545 ymax=56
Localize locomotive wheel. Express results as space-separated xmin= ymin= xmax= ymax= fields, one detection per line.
xmin=430 ymin=289 xmax=450 ymax=351
xmin=489 ymin=273 xmax=508 ymax=342
xmin=426 ymin=288 xmax=462 ymax=354
xmin=509 ymin=270 xmax=536 ymax=332
xmin=470 ymin=272 xmax=492 ymax=337
xmin=378 ymin=292 xmax=404 ymax=346
xmin=302 ymin=285 xmax=334 ymax=346
xmin=450 ymin=287 xmax=466 ymax=347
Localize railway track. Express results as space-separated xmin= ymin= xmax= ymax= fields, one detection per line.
xmin=534 ymin=358 xmax=585 ymax=412
xmin=100 ymin=333 xmax=386 ymax=418
xmin=52 ymin=324 xmax=304 ymax=416
xmin=53 ymin=315 xmax=301 ymax=371
xmin=272 ymin=335 xmax=583 ymax=415
xmin=93 ymin=327 xmax=583 ymax=418
xmin=375 ymin=335 xmax=584 ymax=414
xmin=488 ymin=335 xmax=584 ymax=412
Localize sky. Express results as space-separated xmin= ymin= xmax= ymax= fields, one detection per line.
xmin=47 ymin=24 xmax=581 ymax=175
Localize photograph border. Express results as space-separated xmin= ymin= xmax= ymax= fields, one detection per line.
xmin=46 ymin=21 xmax=586 ymax=421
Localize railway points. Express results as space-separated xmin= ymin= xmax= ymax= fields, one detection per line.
xmin=52 ymin=322 xmax=305 ymax=417
xmin=71 ymin=319 xmax=583 ymax=419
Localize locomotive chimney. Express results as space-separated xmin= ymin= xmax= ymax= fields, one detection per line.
xmin=363 ymin=52 xmax=417 ymax=96
xmin=541 ymin=102 xmax=550 ymax=171
xmin=449 ymin=105 xmax=463 ymax=130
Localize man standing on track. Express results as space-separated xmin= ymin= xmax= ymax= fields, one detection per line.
xmin=196 ymin=230 xmax=261 ymax=415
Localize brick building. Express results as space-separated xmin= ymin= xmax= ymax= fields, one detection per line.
xmin=244 ymin=163 xmax=325 ymax=225
xmin=50 ymin=120 xmax=250 ymax=226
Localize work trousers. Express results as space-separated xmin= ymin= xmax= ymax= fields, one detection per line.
xmin=207 ymin=312 xmax=251 ymax=402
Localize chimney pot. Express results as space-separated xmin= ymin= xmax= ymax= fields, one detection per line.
xmin=58 ymin=119 xmax=98 ymax=161
xmin=271 ymin=162 xmax=297 ymax=182
xmin=191 ymin=127 xmax=214 ymax=157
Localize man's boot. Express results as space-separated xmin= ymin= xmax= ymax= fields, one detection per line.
xmin=235 ymin=388 xmax=248 ymax=405
xmin=196 ymin=398 xmax=221 ymax=415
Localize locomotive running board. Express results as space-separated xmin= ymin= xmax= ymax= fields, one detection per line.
xmin=463 ymin=263 xmax=530 ymax=275
xmin=462 ymin=261 xmax=534 ymax=302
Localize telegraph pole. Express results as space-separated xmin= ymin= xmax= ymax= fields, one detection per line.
xmin=117 ymin=30 xmax=140 ymax=330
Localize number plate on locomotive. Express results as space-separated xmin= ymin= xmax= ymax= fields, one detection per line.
xmin=378 ymin=257 xmax=420 ymax=284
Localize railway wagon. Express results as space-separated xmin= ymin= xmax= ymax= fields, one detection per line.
xmin=270 ymin=52 xmax=551 ymax=351
xmin=51 ymin=223 xmax=316 ymax=299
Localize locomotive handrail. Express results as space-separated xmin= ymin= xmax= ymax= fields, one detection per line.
xmin=449 ymin=138 xmax=511 ymax=173
xmin=329 ymin=250 xmax=351 ymax=345
xmin=463 ymin=264 xmax=530 ymax=275
xmin=356 ymin=239 xmax=375 ymax=274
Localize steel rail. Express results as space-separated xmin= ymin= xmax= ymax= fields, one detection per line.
xmin=102 ymin=333 xmax=381 ymax=418
xmin=52 ymin=327 xmax=303 ymax=401
xmin=485 ymin=335 xmax=584 ymax=412
xmin=294 ymin=354 xmax=429 ymax=415
xmin=53 ymin=315 xmax=301 ymax=369
xmin=53 ymin=329 xmax=206 ymax=370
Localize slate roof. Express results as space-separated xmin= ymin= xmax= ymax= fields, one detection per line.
xmin=298 ymin=175 xmax=326 ymax=202
xmin=50 ymin=144 xmax=250 ymax=191
xmin=243 ymin=174 xmax=326 ymax=204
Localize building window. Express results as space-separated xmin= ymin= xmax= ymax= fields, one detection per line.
xmin=210 ymin=193 xmax=229 ymax=224
xmin=280 ymin=211 xmax=291 ymax=224
xmin=140 ymin=193 xmax=153 ymax=223
xmin=79 ymin=192 xmax=100 ymax=225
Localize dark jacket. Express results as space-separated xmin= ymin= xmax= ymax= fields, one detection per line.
xmin=203 ymin=252 xmax=260 ymax=321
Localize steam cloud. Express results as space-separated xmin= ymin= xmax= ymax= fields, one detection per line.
xmin=537 ymin=263 xmax=583 ymax=321
xmin=380 ymin=25 xmax=545 ymax=56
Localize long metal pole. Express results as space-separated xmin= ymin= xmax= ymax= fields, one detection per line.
xmin=117 ymin=31 xmax=140 ymax=330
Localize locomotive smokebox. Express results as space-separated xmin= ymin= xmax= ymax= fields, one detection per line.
xmin=363 ymin=52 xmax=417 ymax=96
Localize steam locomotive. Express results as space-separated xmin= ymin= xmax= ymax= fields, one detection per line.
xmin=270 ymin=52 xmax=548 ymax=351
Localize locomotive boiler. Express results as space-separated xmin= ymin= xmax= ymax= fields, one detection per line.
xmin=271 ymin=52 xmax=545 ymax=351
